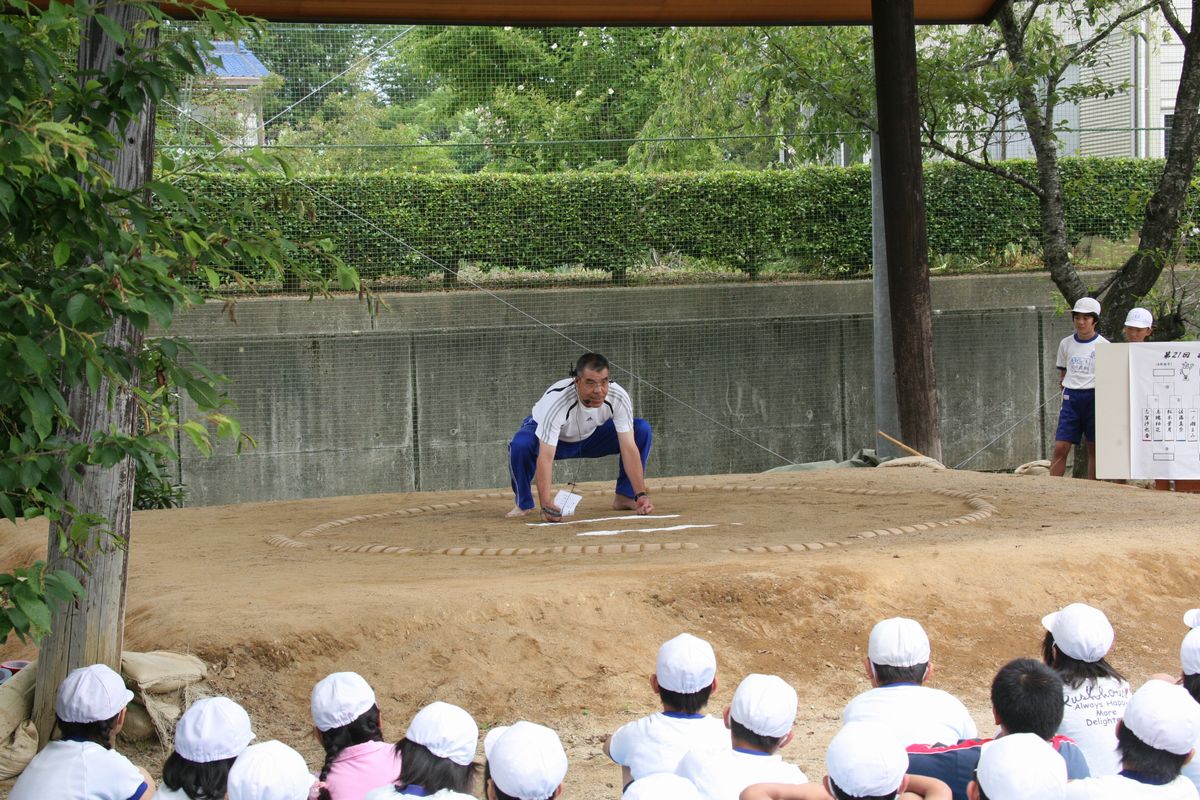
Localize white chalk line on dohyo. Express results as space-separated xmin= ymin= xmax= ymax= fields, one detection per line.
xmin=527 ymin=514 xmax=682 ymax=527
xmin=265 ymin=481 xmax=1000 ymax=557
xmin=577 ymin=524 xmax=719 ymax=537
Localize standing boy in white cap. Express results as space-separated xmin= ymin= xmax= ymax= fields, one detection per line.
xmin=605 ymin=633 xmax=728 ymax=786
xmin=1050 ymin=296 xmax=1109 ymax=478
xmin=484 ymin=720 xmax=569 ymax=800
xmin=1124 ymin=307 xmax=1154 ymax=343
xmin=842 ymin=618 xmax=977 ymax=746
xmin=10 ymin=663 xmax=156 ymax=800
xmin=739 ymin=722 xmax=953 ymax=800
xmin=675 ymin=673 xmax=808 ymax=800
xmin=967 ymin=733 xmax=1067 ymax=800
xmin=1064 ymin=679 xmax=1200 ymax=799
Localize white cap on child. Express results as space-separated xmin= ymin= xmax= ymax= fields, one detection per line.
xmin=868 ymin=618 xmax=931 ymax=668
xmin=484 ymin=721 xmax=568 ymax=800
xmin=175 ymin=697 xmax=255 ymax=762
xmin=975 ymin=733 xmax=1067 ymax=800
xmin=1182 ymin=612 xmax=1200 ymax=675
xmin=826 ymin=722 xmax=908 ymax=797
xmin=227 ymin=740 xmax=316 ymax=800
xmin=622 ymin=772 xmax=702 ymax=799
xmin=310 ymin=671 xmax=375 ymax=731
xmin=1072 ymin=297 xmax=1101 ymax=315
xmin=1124 ymin=308 xmax=1153 ymax=328
xmin=406 ymin=701 xmax=479 ymax=766
xmin=55 ymin=664 xmax=135 ymax=723
xmin=1041 ymin=603 xmax=1113 ymax=662
xmin=730 ymin=674 xmax=797 ymax=738
xmin=1124 ymin=679 xmax=1200 ymax=755
xmin=656 ymin=633 xmax=717 ymax=694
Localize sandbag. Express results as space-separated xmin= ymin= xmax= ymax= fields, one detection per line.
xmin=1014 ymin=459 xmax=1051 ymax=475
xmin=118 ymin=700 xmax=156 ymax=743
xmin=0 ymin=663 xmax=37 ymax=742
xmin=121 ymin=651 xmax=206 ymax=694
xmin=876 ymin=455 xmax=947 ymax=470
xmin=0 ymin=720 xmax=38 ymax=780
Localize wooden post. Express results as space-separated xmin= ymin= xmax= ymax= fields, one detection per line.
xmin=871 ymin=0 xmax=943 ymax=461
xmin=33 ymin=2 xmax=157 ymax=744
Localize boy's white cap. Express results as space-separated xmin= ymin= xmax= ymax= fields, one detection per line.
xmin=656 ymin=633 xmax=716 ymax=694
xmin=975 ymin=733 xmax=1067 ymax=800
xmin=622 ymin=773 xmax=702 ymax=799
xmin=55 ymin=664 xmax=135 ymax=723
xmin=1181 ymin=628 xmax=1200 ymax=676
xmin=826 ymin=722 xmax=908 ymax=797
xmin=175 ymin=697 xmax=255 ymax=762
xmin=406 ymin=701 xmax=479 ymax=766
xmin=1123 ymin=679 xmax=1200 ymax=755
xmin=310 ymin=671 xmax=375 ymax=731
xmin=1072 ymin=297 xmax=1101 ymax=315
xmin=730 ymin=674 xmax=797 ymax=738
xmin=1041 ymin=603 xmax=1113 ymax=662
xmin=484 ymin=721 xmax=568 ymax=800
xmin=1124 ymin=307 xmax=1153 ymax=328
xmin=868 ymin=617 xmax=931 ymax=668
xmin=1183 ymin=609 xmax=1200 ymax=629
xmin=227 ymin=740 xmax=316 ymax=800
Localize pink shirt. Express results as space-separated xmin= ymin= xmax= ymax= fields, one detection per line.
xmin=309 ymin=740 xmax=402 ymax=800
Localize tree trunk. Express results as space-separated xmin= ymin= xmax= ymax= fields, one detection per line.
xmin=996 ymin=2 xmax=1088 ymax=306
xmin=1101 ymin=4 xmax=1200 ymax=338
xmin=33 ymin=2 xmax=156 ymax=745
xmin=872 ymin=0 xmax=942 ymax=460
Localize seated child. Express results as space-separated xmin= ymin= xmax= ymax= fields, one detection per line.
xmin=9 ymin=663 xmax=155 ymax=800
xmin=365 ymin=700 xmax=479 ymax=799
xmin=228 ymin=740 xmax=317 ymax=800
xmin=605 ymin=633 xmax=728 ymax=785
xmin=310 ymin=672 xmax=400 ymax=800
xmin=483 ymin=721 xmax=569 ymax=800
xmin=675 ymin=674 xmax=808 ymax=800
xmin=159 ymin=696 xmax=256 ymax=800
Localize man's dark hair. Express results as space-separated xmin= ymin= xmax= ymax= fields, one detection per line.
xmin=572 ymin=352 xmax=609 ymax=377
xmin=1117 ymin=722 xmax=1189 ymax=783
xmin=872 ymin=662 xmax=928 ymax=687
xmin=396 ymin=738 xmax=477 ymax=795
xmin=1042 ymin=632 xmax=1125 ymax=689
xmin=658 ymin=683 xmax=714 ymax=715
xmin=56 ymin=713 xmax=121 ymax=749
xmin=729 ymin=718 xmax=786 ymax=754
xmin=991 ymin=658 xmax=1065 ymax=738
xmin=829 ymin=779 xmax=898 ymax=800
xmin=161 ymin=752 xmax=237 ymax=800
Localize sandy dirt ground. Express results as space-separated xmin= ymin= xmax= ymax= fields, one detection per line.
xmin=2 ymin=466 xmax=1200 ymax=799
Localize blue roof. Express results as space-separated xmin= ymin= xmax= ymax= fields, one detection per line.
xmin=206 ymin=41 xmax=270 ymax=79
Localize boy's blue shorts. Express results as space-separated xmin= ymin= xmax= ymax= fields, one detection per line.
xmin=1055 ymin=388 xmax=1096 ymax=444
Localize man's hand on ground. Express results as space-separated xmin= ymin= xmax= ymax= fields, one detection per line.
xmin=635 ymin=494 xmax=654 ymax=515
xmin=541 ymin=503 xmax=563 ymax=523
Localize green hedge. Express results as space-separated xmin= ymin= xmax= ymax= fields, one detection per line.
xmin=181 ymin=157 xmax=1175 ymax=281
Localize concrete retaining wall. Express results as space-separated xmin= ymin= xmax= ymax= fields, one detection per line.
xmin=171 ymin=274 xmax=1071 ymax=505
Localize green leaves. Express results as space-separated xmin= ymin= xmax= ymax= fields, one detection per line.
xmin=0 ymin=563 xmax=83 ymax=643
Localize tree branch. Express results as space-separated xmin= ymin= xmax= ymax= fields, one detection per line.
xmin=923 ymin=136 xmax=1045 ymax=196
xmin=1068 ymin=1 xmax=1159 ymax=68
xmin=762 ymin=31 xmax=877 ymax=132
xmin=1159 ymin=0 xmax=1187 ymax=41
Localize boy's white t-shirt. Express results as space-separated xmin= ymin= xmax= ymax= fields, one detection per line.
xmin=841 ymin=684 xmax=978 ymax=746
xmin=609 ymin=712 xmax=730 ymax=780
xmin=1057 ymin=676 xmax=1131 ymax=777
xmin=675 ymin=746 xmax=808 ymax=800
xmin=1057 ymin=333 xmax=1109 ymax=390
xmin=1065 ymin=774 xmax=1199 ymax=800
xmin=9 ymin=739 xmax=148 ymax=800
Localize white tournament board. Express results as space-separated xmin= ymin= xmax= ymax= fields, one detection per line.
xmin=1095 ymin=342 xmax=1200 ymax=479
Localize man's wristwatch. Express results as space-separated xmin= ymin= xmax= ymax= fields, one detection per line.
xmin=634 ymin=492 xmax=648 ymax=500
